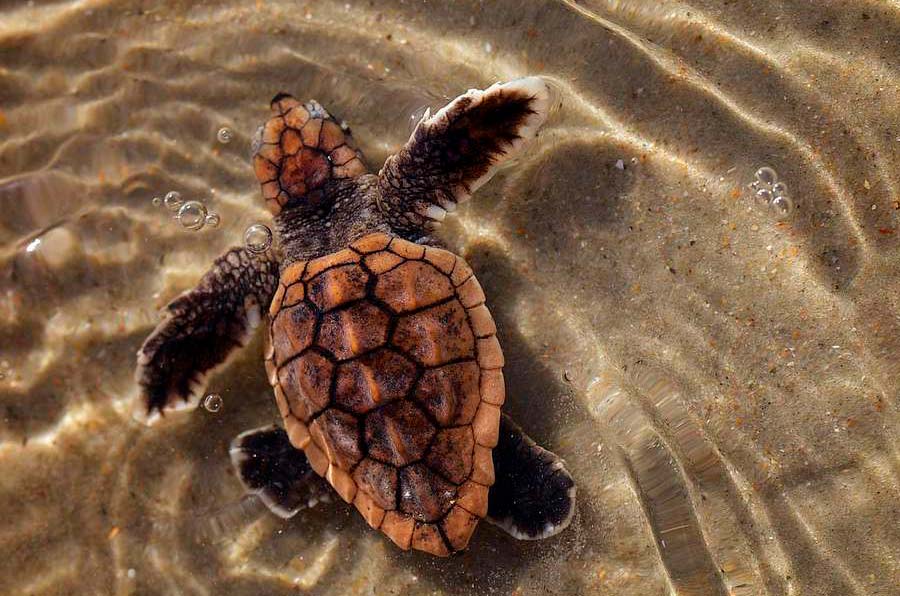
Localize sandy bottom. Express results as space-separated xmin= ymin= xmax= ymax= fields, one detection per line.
xmin=1 ymin=1 xmax=899 ymax=594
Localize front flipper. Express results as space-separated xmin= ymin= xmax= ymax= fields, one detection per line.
xmin=230 ymin=425 xmax=333 ymax=518
xmin=134 ymin=247 xmax=279 ymax=424
xmin=488 ymin=413 xmax=576 ymax=540
xmin=377 ymin=77 xmax=550 ymax=237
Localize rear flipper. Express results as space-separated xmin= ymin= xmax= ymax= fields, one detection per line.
xmin=134 ymin=247 xmax=279 ymax=424
xmin=230 ymin=425 xmax=333 ymax=518
xmin=487 ymin=413 xmax=576 ymax=540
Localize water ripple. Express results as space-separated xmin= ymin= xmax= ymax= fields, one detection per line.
xmin=1 ymin=0 xmax=899 ymax=594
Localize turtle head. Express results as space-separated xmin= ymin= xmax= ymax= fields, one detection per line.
xmin=252 ymin=93 xmax=368 ymax=216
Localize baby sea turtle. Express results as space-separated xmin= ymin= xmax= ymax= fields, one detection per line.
xmin=135 ymin=78 xmax=576 ymax=556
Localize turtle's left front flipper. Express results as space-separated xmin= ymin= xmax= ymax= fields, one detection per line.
xmin=377 ymin=77 xmax=550 ymax=238
xmin=487 ymin=413 xmax=576 ymax=540
xmin=134 ymin=247 xmax=279 ymax=424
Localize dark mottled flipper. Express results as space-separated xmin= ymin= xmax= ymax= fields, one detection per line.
xmin=377 ymin=77 xmax=550 ymax=238
xmin=487 ymin=414 xmax=576 ymax=540
xmin=134 ymin=247 xmax=279 ymax=424
xmin=230 ymin=425 xmax=333 ymax=518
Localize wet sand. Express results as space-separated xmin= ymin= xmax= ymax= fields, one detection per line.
xmin=1 ymin=1 xmax=899 ymax=594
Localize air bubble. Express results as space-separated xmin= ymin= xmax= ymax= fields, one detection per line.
xmin=755 ymin=188 xmax=773 ymax=203
xmin=772 ymin=182 xmax=788 ymax=196
xmin=769 ymin=195 xmax=794 ymax=219
xmin=204 ymin=213 xmax=221 ymax=228
xmin=244 ymin=223 xmax=273 ymax=253
xmin=755 ymin=166 xmax=778 ymax=186
xmin=217 ymin=127 xmax=234 ymax=144
xmin=151 ymin=196 xmax=162 ymax=207
xmin=203 ymin=393 xmax=223 ymax=412
xmin=164 ymin=191 xmax=183 ymax=211
xmin=177 ymin=201 xmax=208 ymax=230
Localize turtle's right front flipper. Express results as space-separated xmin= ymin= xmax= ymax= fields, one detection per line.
xmin=377 ymin=77 xmax=551 ymax=239
xmin=134 ymin=247 xmax=279 ymax=424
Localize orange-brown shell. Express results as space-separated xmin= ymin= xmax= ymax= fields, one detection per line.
xmin=265 ymin=233 xmax=505 ymax=556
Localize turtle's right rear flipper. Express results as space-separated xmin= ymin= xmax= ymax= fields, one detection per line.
xmin=487 ymin=413 xmax=576 ymax=540
xmin=134 ymin=247 xmax=279 ymax=424
xmin=230 ymin=425 xmax=332 ymax=518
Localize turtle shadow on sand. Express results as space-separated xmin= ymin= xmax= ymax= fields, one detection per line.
xmin=374 ymin=241 xmax=608 ymax=595
xmin=119 ymin=248 xmax=602 ymax=595
xmin=150 ymin=238 xmax=613 ymax=595
xmin=305 ymin=137 xmax=635 ymax=594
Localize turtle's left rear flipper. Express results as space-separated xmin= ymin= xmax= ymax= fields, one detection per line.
xmin=487 ymin=413 xmax=576 ymax=540
xmin=134 ymin=247 xmax=279 ymax=424
xmin=230 ymin=425 xmax=332 ymax=518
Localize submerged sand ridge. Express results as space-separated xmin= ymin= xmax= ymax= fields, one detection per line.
xmin=1 ymin=0 xmax=899 ymax=594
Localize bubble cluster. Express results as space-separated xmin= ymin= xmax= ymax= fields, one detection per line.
xmin=244 ymin=223 xmax=273 ymax=253
xmin=203 ymin=393 xmax=223 ymax=412
xmin=749 ymin=166 xmax=794 ymax=219
xmin=217 ymin=127 xmax=234 ymax=144
xmin=153 ymin=191 xmax=221 ymax=231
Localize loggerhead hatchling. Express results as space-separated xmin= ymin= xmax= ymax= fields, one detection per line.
xmin=135 ymin=77 xmax=576 ymax=556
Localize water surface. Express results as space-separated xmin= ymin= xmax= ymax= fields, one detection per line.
xmin=2 ymin=1 xmax=899 ymax=594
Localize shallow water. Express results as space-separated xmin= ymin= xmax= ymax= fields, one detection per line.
xmin=2 ymin=1 xmax=900 ymax=594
